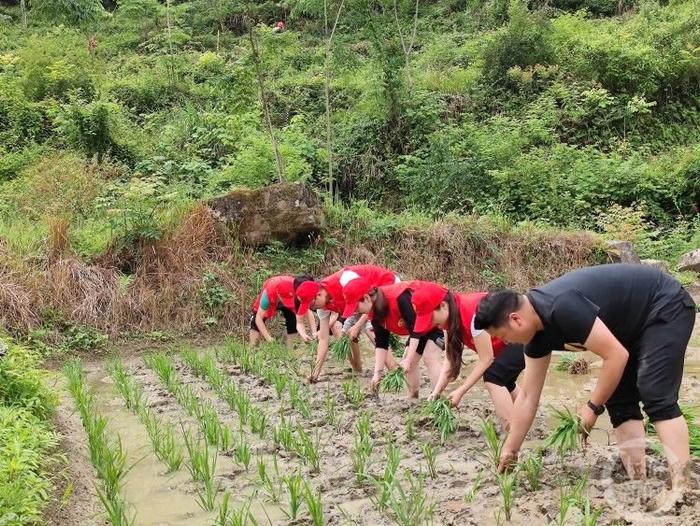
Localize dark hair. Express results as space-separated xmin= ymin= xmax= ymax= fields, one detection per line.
xmin=473 ymin=289 xmax=522 ymax=330
xmin=293 ymin=274 xmax=315 ymax=311
xmin=445 ymin=292 xmax=465 ymax=380
xmin=368 ymin=287 xmax=385 ymax=323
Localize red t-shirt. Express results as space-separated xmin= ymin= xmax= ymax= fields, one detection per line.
xmin=252 ymin=275 xmax=295 ymax=319
xmin=321 ymin=264 xmax=397 ymax=315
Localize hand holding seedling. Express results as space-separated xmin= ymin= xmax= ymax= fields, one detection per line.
xmin=448 ymin=390 xmax=463 ymax=408
xmin=497 ymin=448 xmax=518 ymax=473
xmin=577 ymin=403 xmax=596 ymax=446
xmin=399 ymin=358 xmax=410 ymax=372
xmin=348 ymin=325 xmax=361 ymax=342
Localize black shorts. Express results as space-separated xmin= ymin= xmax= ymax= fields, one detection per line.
xmin=606 ymin=290 xmax=696 ymax=428
xmin=483 ymin=343 xmax=525 ymax=392
xmin=372 ymin=322 xmax=444 ymax=355
xmin=249 ymin=304 xmax=297 ymax=335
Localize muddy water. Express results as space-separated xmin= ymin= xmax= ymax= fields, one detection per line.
xmin=85 ymin=364 xmax=213 ymax=526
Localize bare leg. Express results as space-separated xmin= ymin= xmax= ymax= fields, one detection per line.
xmin=284 ymin=334 xmax=296 ymax=348
xmin=249 ymin=330 xmax=260 ymax=347
xmin=614 ymin=419 xmax=647 ymax=480
xmin=422 ymin=341 xmax=443 ymax=390
xmin=384 ymin=352 xmax=397 ymax=370
xmin=485 ymin=382 xmax=516 ymax=431
xmin=655 ymin=416 xmax=691 ymax=500
xmin=349 ymin=340 xmax=363 ymax=373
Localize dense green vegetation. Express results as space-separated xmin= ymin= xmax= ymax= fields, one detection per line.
xmin=0 ymin=338 xmax=58 ymax=524
xmin=0 ymin=0 xmax=698 ymax=268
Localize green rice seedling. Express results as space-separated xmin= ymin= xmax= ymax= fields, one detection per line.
xmin=107 ymin=359 xmax=143 ymax=412
xmin=555 ymin=352 xmax=589 ymax=374
xmin=249 ymin=406 xmax=268 ymax=438
xmin=272 ymin=372 xmax=287 ymax=400
xmin=195 ymin=475 xmax=218 ymax=512
xmin=578 ymin=497 xmax=603 ymax=526
xmin=496 ymin=469 xmax=518 ymax=521
xmin=380 ymin=368 xmax=407 ymax=393
xmin=544 ymin=407 xmax=583 ymax=456
xmin=295 ymin=424 xmax=321 ymax=473
xmin=221 ymin=382 xmax=239 ymax=411
xmin=257 ymin=456 xmax=282 ymax=503
xmin=303 ymin=481 xmax=324 ymax=526
xmin=372 ymin=441 xmax=402 ymax=511
xmin=288 ymin=380 xmax=300 ymax=404
xmin=174 ymin=384 xmax=200 ymax=417
xmin=202 ymin=354 xmax=225 ymax=391
xmin=154 ymin=419 xmax=183 ymax=473
xmin=183 ymin=427 xmax=217 ymax=484
xmin=521 ymin=452 xmax=543 ymax=491
xmin=324 ymin=389 xmax=338 ymax=428
xmin=272 ymin=418 xmax=296 ymax=452
xmin=423 ymin=397 xmax=458 ymax=443
xmin=182 ymin=349 xmax=206 ymax=377
xmin=233 ymin=434 xmax=251 ymax=471
xmin=464 ymin=471 xmax=484 ymax=503
xmin=351 ymin=416 xmax=374 ymax=485
xmin=388 ymin=334 xmax=404 ymax=357
xmin=234 ymin=392 xmax=251 ymax=427
xmin=96 ymin=488 xmax=135 ymax=526
xmin=555 ymin=474 xmax=589 ymax=526
xmin=283 ymin=474 xmax=304 ymax=520
xmin=215 ymin=492 xmax=259 ymax=526
xmin=95 ymin=436 xmax=129 ymax=499
xmin=480 ymin=416 xmax=504 ymax=468
xmin=145 ymin=353 xmax=179 ymax=393
xmin=405 ymin=412 xmax=416 ymax=441
xmin=421 ymin=442 xmax=438 ymax=479
xmin=389 ymin=470 xmax=435 ymax=526
xmin=198 ymin=402 xmax=224 ymax=447
xmin=331 ymin=336 xmax=351 ymax=362
xmin=342 ymin=378 xmax=365 ymax=409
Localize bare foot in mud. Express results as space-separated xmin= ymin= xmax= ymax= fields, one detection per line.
xmin=647 ymin=487 xmax=685 ymax=515
xmin=307 ymin=374 xmax=319 ymax=384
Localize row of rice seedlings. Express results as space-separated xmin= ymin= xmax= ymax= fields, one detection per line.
xmin=342 ymin=378 xmax=365 ymax=409
xmin=423 ymin=397 xmax=458 ymax=443
xmin=380 ymin=367 xmax=407 ymax=393
xmin=421 ymin=442 xmax=438 ymax=479
xmin=371 ymin=442 xmax=402 ymax=511
xmin=147 ymin=353 xmax=234 ymax=453
xmin=389 ymin=470 xmax=435 ymax=526
xmin=64 ymin=359 xmax=134 ymax=526
xmin=107 ymin=359 xmax=183 ymax=473
xmin=351 ymin=413 xmax=374 ymax=485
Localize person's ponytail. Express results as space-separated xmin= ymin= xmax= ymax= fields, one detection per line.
xmin=445 ymin=292 xmax=465 ymax=380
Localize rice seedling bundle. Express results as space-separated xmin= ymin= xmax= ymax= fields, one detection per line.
xmin=380 ymin=368 xmax=407 ymax=393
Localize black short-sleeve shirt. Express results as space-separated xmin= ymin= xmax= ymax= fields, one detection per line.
xmin=525 ymin=264 xmax=685 ymax=358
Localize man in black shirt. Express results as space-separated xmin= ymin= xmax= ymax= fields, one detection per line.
xmin=474 ymin=264 xmax=696 ymax=510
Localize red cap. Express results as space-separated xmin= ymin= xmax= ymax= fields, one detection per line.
xmin=341 ymin=278 xmax=372 ymax=318
xmin=411 ymin=282 xmax=448 ymax=334
xmin=296 ymin=281 xmax=321 ymax=316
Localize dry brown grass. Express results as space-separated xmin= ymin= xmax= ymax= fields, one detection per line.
xmin=0 ymin=205 xmax=603 ymax=338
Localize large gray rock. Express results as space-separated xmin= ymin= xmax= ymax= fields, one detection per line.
xmin=678 ymin=249 xmax=700 ymax=273
xmin=605 ymin=240 xmax=640 ymax=264
xmin=208 ymin=183 xmax=323 ymax=247
xmin=641 ymin=259 xmax=669 ymax=273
